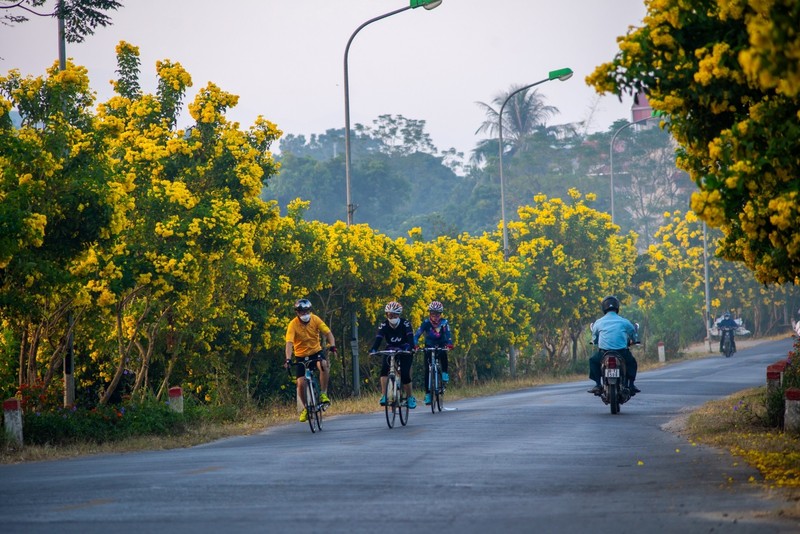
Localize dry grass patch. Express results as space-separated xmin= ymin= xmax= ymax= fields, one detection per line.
xmin=684 ymin=387 xmax=800 ymax=517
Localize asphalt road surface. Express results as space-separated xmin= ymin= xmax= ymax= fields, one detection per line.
xmin=2 ymin=338 xmax=798 ymax=533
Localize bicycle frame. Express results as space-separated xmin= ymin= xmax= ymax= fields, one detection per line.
xmin=292 ymin=356 xmax=325 ymax=433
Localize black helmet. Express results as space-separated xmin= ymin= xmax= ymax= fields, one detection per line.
xmin=601 ymin=295 xmax=620 ymax=314
xmin=723 ymin=311 xmax=731 ymax=319
xmin=294 ymin=299 xmax=312 ymax=312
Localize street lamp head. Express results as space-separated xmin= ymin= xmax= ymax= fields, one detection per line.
xmin=548 ymin=68 xmax=573 ymax=82
xmin=411 ymin=0 xmax=443 ymax=9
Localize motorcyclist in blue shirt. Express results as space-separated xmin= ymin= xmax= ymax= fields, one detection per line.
xmin=716 ymin=311 xmax=738 ymax=354
xmin=588 ymin=295 xmax=640 ymax=395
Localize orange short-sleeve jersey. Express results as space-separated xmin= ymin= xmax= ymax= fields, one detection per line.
xmin=285 ymin=314 xmax=331 ymax=358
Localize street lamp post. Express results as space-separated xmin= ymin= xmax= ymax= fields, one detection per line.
xmin=343 ymin=0 xmax=442 ymax=395
xmin=703 ymin=221 xmax=713 ymax=352
xmin=498 ymin=68 xmax=573 ymax=260
xmin=609 ymin=114 xmax=660 ymax=225
xmin=496 ymin=68 xmax=572 ymax=377
xmin=344 ymin=0 xmax=442 ymax=225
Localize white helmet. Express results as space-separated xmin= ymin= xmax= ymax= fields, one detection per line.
xmin=428 ymin=301 xmax=444 ymax=313
xmin=384 ymin=301 xmax=403 ymax=314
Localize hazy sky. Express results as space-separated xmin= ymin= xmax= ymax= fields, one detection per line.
xmin=1 ymin=0 xmax=647 ymax=156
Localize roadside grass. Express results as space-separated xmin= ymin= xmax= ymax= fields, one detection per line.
xmin=685 ymin=388 xmax=800 ymax=488
xmin=683 ymin=387 xmax=800 ymax=518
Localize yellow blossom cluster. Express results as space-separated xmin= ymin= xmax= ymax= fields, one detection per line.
xmin=738 ymin=0 xmax=800 ymax=97
xmin=154 ymin=179 xmax=198 ymax=210
xmin=188 ymin=83 xmax=239 ymax=124
xmin=22 ymin=213 xmax=47 ymax=248
xmin=694 ymin=43 xmax=744 ymax=86
xmin=155 ymin=60 xmax=192 ymax=93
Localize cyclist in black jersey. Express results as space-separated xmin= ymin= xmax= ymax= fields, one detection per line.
xmin=369 ymin=301 xmax=417 ymax=409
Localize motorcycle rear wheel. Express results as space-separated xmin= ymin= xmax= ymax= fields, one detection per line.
xmin=609 ymin=384 xmax=620 ymax=414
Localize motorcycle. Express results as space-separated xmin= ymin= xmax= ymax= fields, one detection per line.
xmin=720 ymin=326 xmax=735 ymax=358
xmin=592 ymin=323 xmax=640 ymax=415
xmin=600 ymin=349 xmax=632 ymax=414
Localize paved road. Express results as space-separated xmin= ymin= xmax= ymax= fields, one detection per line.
xmin=1 ymin=338 xmax=798 ymax=533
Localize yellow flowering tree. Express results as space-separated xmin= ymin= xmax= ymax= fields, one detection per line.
xmin=511 ymin=190 xmax=638 ymax=368
xmin=588 ymin=0 xmax=800 ymax=284
xmin=0 ymin=61 xmax=114 ymax=394
xmin=82 ymin=42 xmax=282 ymax=404
xmin=706 ymin=235 xmax=795 ymax=337
xmin=637 ymin=211 xmax=708 ymax=352
xmin=638 ymin=210 xmax=799 ymax=351
xmin=408 ymin=230 xmax=523 ymax=382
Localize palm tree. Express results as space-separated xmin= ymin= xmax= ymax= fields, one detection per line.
xmin=475 ymin=84 xmax=559 ymax=156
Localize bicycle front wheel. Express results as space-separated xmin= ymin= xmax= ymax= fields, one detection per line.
xmin=399 ymin=387 xmax=409 ymax=426
xmin=434 ymin=369 xmax=443 ymax=413
xmin=305 ymin=382 xmax=318 ymax=433
xmin=429 ymin=365 xmax=437 ymax=414
xmin=385 ymin=376 xmax=397 ymax=429
xmin=312 ymin=383 xmax=322 ymax=432
xmin=312 ymin=401 xmax=322 ymax=432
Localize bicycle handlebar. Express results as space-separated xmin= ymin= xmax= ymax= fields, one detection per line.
xmin=371 ymin=349 xmax=413 ymax=356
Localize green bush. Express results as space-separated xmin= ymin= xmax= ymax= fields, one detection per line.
xmin=765 ymin=387 xmax=785 ymax=428
xmin=21 ymin=400 xmax=188 ymax=445
xmin=14 ymin=393 xmax=248 ymax=447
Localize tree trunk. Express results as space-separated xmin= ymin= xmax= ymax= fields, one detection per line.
xmin=101 ymin=288 xmax=150 ymax=405
xmin=18 ymin=325 xmax=27 ymax=388
xmin=157 ymin=348 xmax=180 ymax=401
xmin=26 ymin=323 xmax=42 ymax=385
xmin=571 ymin=335 xmax=578 ymax=366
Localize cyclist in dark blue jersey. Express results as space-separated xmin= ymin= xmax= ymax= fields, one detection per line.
xmin=414 ymin=300 xmax=453 ymax=405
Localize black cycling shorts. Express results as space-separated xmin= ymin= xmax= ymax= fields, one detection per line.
xmin=291 ymin=351 xmax=325 ymax=379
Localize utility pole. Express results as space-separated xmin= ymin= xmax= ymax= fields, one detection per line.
xmin=58 ymin=1 xmax=75 ymax=406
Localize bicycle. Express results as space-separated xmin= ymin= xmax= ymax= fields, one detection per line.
xmin=288 ymin=354 xmax=328 ymax=433
xmin=422 ymin=346 xmax=449 ymax=413
xmin=373 ymin=349 xmax=411 ymax=429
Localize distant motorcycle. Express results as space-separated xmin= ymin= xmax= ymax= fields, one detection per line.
xmin=592 ymin=323 xmax=640 ymax=415
xmin=720 ymin=326 xmax=735 ymax=358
